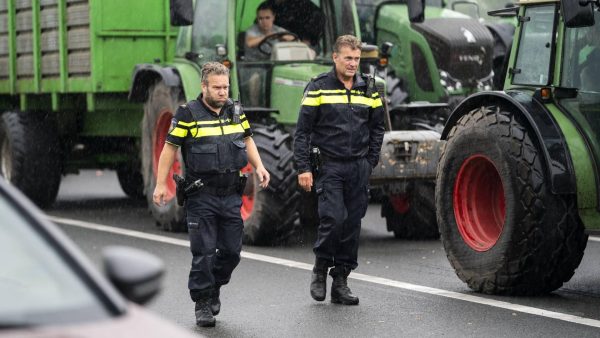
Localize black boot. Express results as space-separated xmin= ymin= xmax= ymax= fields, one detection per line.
xmin=211 ymin=286 xmax=221 ymax=316
xmin=195 ymin=295 xmax=216 ymax=327
xmin=310 ymin=259 xmax=329 ymax=301
xmin=330 ymin=266 xmax=359 ymax=305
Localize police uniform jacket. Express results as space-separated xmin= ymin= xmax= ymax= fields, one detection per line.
xmin=294 ymin=67 xmax=385 ymax=173
xmin=166 ymin=95 xmax=252 ymax=185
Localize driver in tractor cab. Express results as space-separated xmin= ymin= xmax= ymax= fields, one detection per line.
xmin=243 ymin=1 xmax=296 ymax=106
xmin=579 ymin=24 xmax=600 ymax=93
xmin=244 ymin=1 xmax=296 ymax=61
xmin=267 ymin=0 xmax=325 ymax=54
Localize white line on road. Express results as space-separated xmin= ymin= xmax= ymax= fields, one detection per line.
xmin=588 ymin=236 xmax=600 ymax=242
xmin=50 ymin=216 xmax=600 ymax=329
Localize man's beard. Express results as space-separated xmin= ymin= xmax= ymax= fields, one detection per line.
xmin=205 ymin=94 xmax=225 ymax=109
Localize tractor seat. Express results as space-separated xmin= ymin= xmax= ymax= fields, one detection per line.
xmin=271 ymin=42 xmax=316 ymax=61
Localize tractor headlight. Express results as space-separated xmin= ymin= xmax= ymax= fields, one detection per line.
xmin=476 ymin=71 xmax=494 ymax=91
xmin=439 ymin=70 xmax=462 ymax=93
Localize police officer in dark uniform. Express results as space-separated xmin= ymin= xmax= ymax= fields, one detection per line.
xmin=294 ymin=35 xmax=385 ymax=305
xmin=153 ymin=62 xmax=270 ymax=327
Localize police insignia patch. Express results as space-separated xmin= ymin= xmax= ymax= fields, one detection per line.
xmin=168 ymin=118 xmax=177 ymax=134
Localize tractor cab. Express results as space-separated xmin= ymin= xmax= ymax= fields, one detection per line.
xmin=175 ymin=0 xmax=359 ymax=125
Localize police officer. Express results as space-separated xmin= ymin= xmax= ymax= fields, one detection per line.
xmin=153 ymin=62 xmax=270 ymax=327
xmin=293 ymin=35 xmax=385 ymax=305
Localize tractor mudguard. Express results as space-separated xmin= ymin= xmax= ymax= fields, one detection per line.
xmin=128 ymin=64 xmax=182 ymax=103
xmin=370 ymin=130 xmax=443 ymax=194
xmin=442 ymin=91 xmax=576 ymax=195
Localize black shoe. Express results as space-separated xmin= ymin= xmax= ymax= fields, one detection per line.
xmin=195 ymin=298 xmax=216 ymax=327
xmin=211 ymin=287 xmax=221 ymax=316
xmin=330 ymin=266 xmax=359 ymax=305
xmin=310 ymin=266 xmax=328 ymax=301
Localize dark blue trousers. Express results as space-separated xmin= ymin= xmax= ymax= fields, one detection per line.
xmin=313 ymin=158 xmax=371 ymax=269
xmin=185 ymin=191 xmax=243 ymax=301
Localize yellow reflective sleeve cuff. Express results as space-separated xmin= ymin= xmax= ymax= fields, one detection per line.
xmin=242 ymin=120 xmax=251 ymax=129
xmin=169 ymin=127 xmax=188 ymax=138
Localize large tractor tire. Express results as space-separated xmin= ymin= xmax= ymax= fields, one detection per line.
xmin=383 ymin=70 xmax=408 ymax=108
xmin=0 ymin=111 xmax=61 ymax=208
xmin=436 ymin=105 xmax=588 ymax=295
xmin=382 ymin=181 xmax=439 ymax=239
xmin=141 ymin=82 xmax=186 ymax=232
xmin=242 ymin=125 xmax=300 ymax=245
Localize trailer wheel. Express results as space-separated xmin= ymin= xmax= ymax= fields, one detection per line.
xmin=117 ymin=164 xmax=144 ymax=199
xmin=242 ymin=125 xmax=300 ymax=245
xmin=141 ymin=82 xmax=186 ymax=232
xmin=381 ymin=182 xmax=439 ymax=239
xmin=436 ymin=105 xmax=587 ymax=295
xmin=0 ymin=111 xmax=61 ymax=208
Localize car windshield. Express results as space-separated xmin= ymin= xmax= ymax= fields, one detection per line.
xmin=0 ymin=194 xmax=110 ymax=327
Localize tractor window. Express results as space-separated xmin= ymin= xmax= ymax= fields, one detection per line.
xmin=190 ymin=0 xmax=228 ymax=62
xmin=558 ymin=13 xmax=600 ymax=147
xmin=561 ymin=12 xmax=600 ymax=96
xmin=512 ymin=5 xmax=556 ymax=86
xmin=427 ymin=0 xmax=443 ymax=7
xmin=333 ymin=0 xmax=357 ymax=38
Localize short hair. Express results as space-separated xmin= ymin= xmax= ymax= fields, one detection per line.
xmin=201 ymin=62 xmax=229 ymax=84
xmin=333 ymin=35 xmax=362 ymax=54
xmin=257 ymin=1 xmax=274 ymax=13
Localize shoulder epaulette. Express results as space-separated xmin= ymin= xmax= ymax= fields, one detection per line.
xmin=304 ymin=72 xmax=328 ymax=93
xmin=311 ymin=72 xmax=328 ymax=82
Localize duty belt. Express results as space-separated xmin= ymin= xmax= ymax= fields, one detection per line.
xmin=201 ymin=185 xmax=239 ymax=197
xmin=321 ymin=154 xmax=364 ymax=163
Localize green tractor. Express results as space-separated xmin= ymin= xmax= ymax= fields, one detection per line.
xmin=355 ymin=0 xmax=498 ymax=239
xmin=436 ymin=0 xmax=600 ymax=295
xmin=445 ymin=0 xmax=517 ymax=89
xmin=357 ymin=0 xmax=497 ymax=108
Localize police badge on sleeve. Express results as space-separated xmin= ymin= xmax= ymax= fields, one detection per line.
xmin=168 ymin=118 xmax=177 ymax=134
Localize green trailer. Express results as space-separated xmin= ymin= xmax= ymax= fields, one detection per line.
xmin=0 ymin=0 xmax=176 ymax=206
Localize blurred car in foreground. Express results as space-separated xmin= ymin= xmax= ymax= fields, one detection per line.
xmin=0 ymin=178 xmax=195 ymax=337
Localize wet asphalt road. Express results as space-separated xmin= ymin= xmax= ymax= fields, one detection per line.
xmin=47 ymin=170 xmax=600 ymax=337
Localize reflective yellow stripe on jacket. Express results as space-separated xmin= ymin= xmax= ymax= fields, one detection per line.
xmin=302 ymin=91 xmax=383 ymax=108
xmin=169 ymin=115 xmax=250 ymax=138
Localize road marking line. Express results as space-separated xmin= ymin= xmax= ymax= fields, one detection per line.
xmin=588 ymin=236 xmax=600 ymax=242
xmin=50 ymin=216 xmax=600 ymax=329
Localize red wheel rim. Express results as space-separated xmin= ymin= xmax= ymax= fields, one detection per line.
xmin=240 ymin=164 xmax=254 ymax=220
xmin=453 ymin=155 xmax=505 ymax=251
xmin=390 ymin=194 xmax=410 ymax=214
xmin=153 ymin=110 xmax=182 ymax=201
